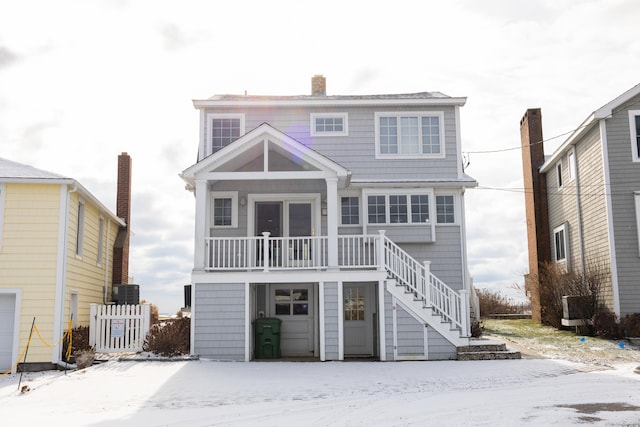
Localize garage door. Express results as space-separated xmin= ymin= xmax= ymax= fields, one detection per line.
xmin=0 ymin=294 xmax=17 ymax=372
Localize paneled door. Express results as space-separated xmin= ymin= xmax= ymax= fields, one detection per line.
xmin=343 ymin=283 xmax=375 ymax=356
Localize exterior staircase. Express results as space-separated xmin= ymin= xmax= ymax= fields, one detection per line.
xmin=383 ymin=237 xmax=521 ymax=360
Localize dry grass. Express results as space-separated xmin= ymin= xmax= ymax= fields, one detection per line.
xmin=483 ymin=319 xmax=640 ymax=366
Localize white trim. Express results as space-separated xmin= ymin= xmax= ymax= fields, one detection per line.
xmin=374 ymin=111 xmax=446 ymax=159
xmin=0 ymin=183 xmax=4 ymax=252
xmin=310 ymin=112 xmax=348 ymax=136
xmin=391 ymin=296 xmax=398 ymax=361
xmin=455 ymin=105 xmax=463 ymax=179
xmin=97 ymin=215 xmax=104 ymax=266
xmin=0 ymin=289 xmax=21 ymax=374
xmin=567 ymin=149 xmax=576 ymax=182
xmin=318 ymin=282 xmax=326 ymax=361
xmin=337 ymin=281 xmax=344 ymax=361
xmin=205 ymin=113 xmax=245 ymax=158
xmin=629 ymin=110 xmax=640 ymax=162
xmin=193 ymin=96 xmax=468 ymax=108
xmin=600 ymin=120 xmax=621 ymax=316
xmin=244 ymin=282 xmax=250 ymax=362
xmin=378 ymin=280 xmax=386 ymax=361
xmin=75 ymin=197 xmax=85 ymax=258
xmin=635 ymin=192 xmax=640 ymax=258
xmin=191 ymin=269 xmax=386 ymax=285
xmin=210 ymin=191 xmax=238 ymax=228
xmin=189 ymin=283 xmax=196 ymax=356
xmin=553 ymin=223 xmax=570 ymax=271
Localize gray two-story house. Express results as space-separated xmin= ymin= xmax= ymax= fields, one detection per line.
xmin=181 ymin=76 xmax=477 ymax=361
xmin=521 ymin=83 xmax=640 ymax=322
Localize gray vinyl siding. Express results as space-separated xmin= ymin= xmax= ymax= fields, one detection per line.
xmin=202 ymin=105 xmax=461 ymax=182
xmin=426 ymin=326 xmax=457 ymax=360
xmin=193 ymin=283 xmax=246 ymax=361
xmin=323 ymin=282 xmax=339 ymax=360
xmin=383 ymin=290 xmax=395 ymax=360
xmin=395 ymin=302 xmax=426 ymax=358
xmin=606 ymin=95 xmax=640 ymax=315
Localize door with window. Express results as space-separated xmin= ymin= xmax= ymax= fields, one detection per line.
xmin=343 ymin=283 xmax=375 ymax=356
xmin=270 ymin=284 xmax=315 ymax=357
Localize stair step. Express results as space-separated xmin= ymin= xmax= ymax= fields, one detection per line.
xmin=457 ymin=350 xmax=522 ymax=361
xmin=457 ymin=343 xmax=507 ymax=353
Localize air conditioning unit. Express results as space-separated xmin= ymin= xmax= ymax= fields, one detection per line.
xmin=112 ymin=284 xmax=140 ymax=305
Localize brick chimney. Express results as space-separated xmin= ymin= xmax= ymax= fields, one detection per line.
xmin=311 ymin=75 xmax=326 ymax=96
xmin=112 ymin=152 xmax=132 ymax=285
xmin=520 ymin=109 xmax=550 ymax=323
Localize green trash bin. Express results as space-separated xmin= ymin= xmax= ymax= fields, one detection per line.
xmin=254 ymin=317 xmax=282 ymax=359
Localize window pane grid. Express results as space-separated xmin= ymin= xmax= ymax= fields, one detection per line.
xmin=211 ymin=118 xmax=241 ymax=152
xmin=378 ymin=114 xmax=441 ymax=156
xmin=389 ymin=195 xmax=408 ymax=223
xmin=368 ymin=195 xmax=386 ymax=224
xmin=411 ymin=194 xmax=429 ymax=223
xmin=341 ymin=196 xmax=359 ymax=225
xmin=436 ymin=195 xmax=455 ymax=224
xmin=213 ymin=198 xmax=232 ymax=226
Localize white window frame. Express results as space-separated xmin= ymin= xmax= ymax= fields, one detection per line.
xmin=76 ymin=198 xmax=85 ymax=257
xmin=374 ymin=111 xmax=445 ymax=159
xmin=0 ymin=183 xmax=4 ymax=252
xmin=567 ymin=149 xmax=576 ymax=182
xmin=97 ymin=215 xmax=104 ymax=266
xmin=210 ymin=191 xmax=238 ymax=228
xmin=553 ymin=223 xmax=570 ymax=269
xmin=339 ymin=194 xmax=360 ymax=226
xmin=635 ymin=191 xmax=640 ymax=257
xmin=556 ymin=161 xmax=563 ymax=189
xmin=363 ymin=189 xmax=434 ymax=226
xmin=311 ymin=113 xmax=348 ymax=136
xmin=206 ymin=113 xmax=245 ymax=156
xmin=629 ymin=110 xmax=640 ymax=162
xmin=435 ymin=194 xmax=457 ymax=225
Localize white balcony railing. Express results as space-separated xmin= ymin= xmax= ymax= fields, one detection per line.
xmin=204 ymin=233 xmax=380 ymax=271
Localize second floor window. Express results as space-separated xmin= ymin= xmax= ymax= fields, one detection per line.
xmin=367 ymin=193 xmax=432 ymax=225
xmin=311 ymin=113 xmax=348 ymax=136
xmin=436 ymin=195 xmax=455 ymax=224
xmin=208 ymin=114 xmax=244 ymax=154
xmin=629 ymin=110 xmax=640 ymax=162
xmin=554 ymin=224 xmax=567 ymax=262
xmin=340 ymin=196 xmax=359 ymax=225
xmin=375 ymin=112 xmax=444 ymax=158
xmin=211 ymin=192 xmax=238 ymax=228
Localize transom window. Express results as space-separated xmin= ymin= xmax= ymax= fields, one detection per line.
xmin=629 ymin=110 xmax=640 ymax=162
xmin=275 ymin=288 xmax=309 ymax=316
xmin=375 ymin=112 xmax=444 ymax=158
xmin=367 ymin=193 xmax=431 ymax=225
xmin=207 ymin=114 xmax=244 ymax=155
xmin=436 ymin=195 xmax=455 ymax=224
xmin=340 ymin=196 xmax=360 ymax=225
xmin=311 ymin=113 xmax=348 ymax=136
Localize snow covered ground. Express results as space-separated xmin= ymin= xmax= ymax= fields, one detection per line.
xmin=2 ymin=352 xmax=639 ymax=426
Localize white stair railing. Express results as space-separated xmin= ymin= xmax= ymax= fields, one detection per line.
xmin=382 ymin=235 xmax=469 ymax=336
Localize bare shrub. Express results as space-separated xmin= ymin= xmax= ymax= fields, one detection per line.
xmin=476 ymin=288 xmax=527 ymax=317
xmin=620 ymin=313 xmax=640 ymax=338
xmin=593 ymin=311 xmax=621 ymax=339
xmin=143 ymin=317 xmax=190 ymax=357
xmin=534 ymin=259 xmax=609 ymax=329
xmin=141 ymin=299 xmax=159 ymax=325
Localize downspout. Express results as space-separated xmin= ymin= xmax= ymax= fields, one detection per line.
xmin=103 ymin=219 xmax=111 ymax=304
xmin=571 ymin=146 xmax=586 ymax=273
xmin=52 ymin=182 xmax=77 ymax=364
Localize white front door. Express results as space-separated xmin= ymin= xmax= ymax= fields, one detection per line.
xmin=270 ymin=284 xmax=314 ymax=357
xmin=0 ymin=293 xmax=16 ymax=372
xmin=343 ymin=283 xmax=375 ymax=356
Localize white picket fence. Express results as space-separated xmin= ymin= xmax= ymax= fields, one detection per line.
xmin=89 ymin=303 xmax=151 ymax=353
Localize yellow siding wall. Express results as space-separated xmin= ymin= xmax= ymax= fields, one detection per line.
xmin=0 ymin=183 xmax=121 ymax=365
xmin=0 ymin=183 xmax=60 ymax=363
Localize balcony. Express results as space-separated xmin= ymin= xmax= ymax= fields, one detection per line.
xmin=204 ymin=233 xmax=383 ymax=272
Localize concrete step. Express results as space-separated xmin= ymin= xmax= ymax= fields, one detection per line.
xmin=457 ymin=339 xmax=521 ymax=360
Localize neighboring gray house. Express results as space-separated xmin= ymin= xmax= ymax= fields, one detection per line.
xmin=521 ymin=83 xmax=640 ymax=321
xmin=180 ymin=76 xmax=477 ymax=361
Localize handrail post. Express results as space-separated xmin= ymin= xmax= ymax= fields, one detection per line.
xmin=422 ymin=261 xmax=431 ymax=307
xmin=376 ymin=230 xmax=386 ymax=271
xmin=262 ymin=232 xmax=270 ymax=272
xmin=459 ymin=289 xmax=470 ymax=337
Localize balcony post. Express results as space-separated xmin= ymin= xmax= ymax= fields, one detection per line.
xmin=376 ymin=230 xmax=386 ymax=271
xmin=194 ymin=180 xmax=207 ymax=270
xmin=423 ymin=260 xmax=431 ymax=307
xmin=459 ymin=289 xmax=470 ymax=337
xmin=262 ymin=232 xmax=270 ymax=272
xmin=325 ymin=177 xmax=339 ymax=269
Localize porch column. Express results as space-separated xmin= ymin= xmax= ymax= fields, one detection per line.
xmin=325 ymin=177 xmax=339 ymax=269
xmin=194 ymin=179 xmax=207 ymax=270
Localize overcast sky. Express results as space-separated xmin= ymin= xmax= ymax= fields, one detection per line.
xmin=1 ymin=0 xmax=639 ymax=314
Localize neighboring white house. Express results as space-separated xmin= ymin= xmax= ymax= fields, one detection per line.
xmin=181 ymin=76 xmax=478 ymax=361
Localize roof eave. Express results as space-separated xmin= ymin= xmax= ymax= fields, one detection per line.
xmin=192 ymin=97 xmax=467 ymax=109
